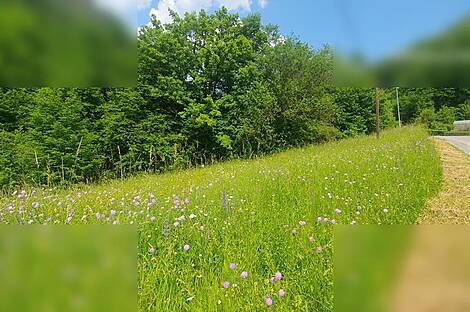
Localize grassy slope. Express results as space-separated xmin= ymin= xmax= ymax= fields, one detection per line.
xmin=0 ymin=127 xmax=442 ymax=311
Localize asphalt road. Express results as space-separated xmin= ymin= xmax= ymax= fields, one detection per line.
xmin=435 ymin=136 xmax=470 ymax=155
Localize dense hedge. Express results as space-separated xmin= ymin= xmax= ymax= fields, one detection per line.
xmin=0 ymin=9 xmax=468 ymax=189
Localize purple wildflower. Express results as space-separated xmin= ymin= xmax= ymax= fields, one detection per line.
xmin=240 ymin=271 xmax=248 ymax=279
xmin=272 ymin=272 xmax=283 ymax=283
xmin=183 ymin=244 xmax=190 ymax=251
xmin=264 ymin=296 xmax=273 ymax=307
xmin=222 ymin=191 xmax=228 ymax=212
xmin=163 ymin=219 xmax=169 ymax=238
xmin=278 ymin=289 xmax=285 ymax=298
xmin=229 ymin=263 xmax=236 ymax=270
xmin=149 ymin=247 xmax=156 ymax=254
xmin=223 ymin=281 xmax=230 ymax=289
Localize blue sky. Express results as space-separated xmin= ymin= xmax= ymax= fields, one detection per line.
xmin=137 ymin=0 xmax=470 ymax=61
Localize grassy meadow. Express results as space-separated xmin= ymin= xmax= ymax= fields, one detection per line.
xmin=0 ymin=127 xmax=442 ymax=311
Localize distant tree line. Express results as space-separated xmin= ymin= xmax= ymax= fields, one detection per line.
xmin=0 ymin=9 xmax=469 ymax=189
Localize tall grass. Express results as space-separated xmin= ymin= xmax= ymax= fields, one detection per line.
xmin=0 ymin=126 xmax=441 ymax=311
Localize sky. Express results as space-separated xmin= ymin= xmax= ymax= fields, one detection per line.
xmin=136 ymin=0 xmax=470 ymax=61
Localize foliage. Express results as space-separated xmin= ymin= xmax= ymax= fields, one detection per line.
xmin=458 ymin=100 xmax=470 ymax=120
xmin=1 ymin=9 xmax=467 ymax=189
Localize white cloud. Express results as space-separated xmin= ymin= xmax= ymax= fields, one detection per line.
xmin=150 ymin=0 xmax=252 ymax=24
xmin=137 ymin=0 xmax=153 ymax=10
xmin=258 ymin=0 xmax=268 ymax=9
xmin=215 ymin=0 xmax=251 ymax=11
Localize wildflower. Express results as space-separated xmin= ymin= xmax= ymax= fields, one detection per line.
xmin=350 ymin=220 xmax=357 ymax=225
xmin=199 ymin=225 xmax=204 ymax=231
xmin=32 ymin=202 xmax=40 ymax=208
xmin=28 ymin=219 xmax=33 ymax=224
xmin=298 ymin=220 xmax=306 ymax=226
xmin=265 ymin=296 xmax=273 ymax=307
xmin=240 ymin=271 xmax=248 ymax=279
xmin=232 ymin=283 xmax=238 ymax=288
xmin=173 ymin=221 xmax=180 ymax=227
xmin=291 ymin=229 xmax=297 ymax=235
xmin=316 ymin=246 xmax=323 ymax=253
xmin=186 ymin=297 xmax=194 ymax=302
xmin=149 ymin=247 xmax=156 ymax=254
xmin=278 ymin=289 xmax=285 ymax=298
xmin=271 ymin=272 xmax=283 ymax=283
xmin=222 ymin=191 xmax=228 ymax=212
xmin=317 ymin=217 xmax=323 ymax=222
xmin=150 ymin=216 xmax=156 ymax=222
xmin=163 ymin=219 xmax=169 ymax=237
xmin=383 ymin=208 xmax=389 ymax=213
xmin=223 ymin=281 xmax=230 ymax=289
xmin=229 ymin=263 xmax=236 ymax=270
xmin=189 ymin=213 xmax=196 ymax=219
xmin=335 ymin=208 xmax=342 ymax=214
xmin=110 ymin=209 xmax=116 ymax=216
xmin=183 ymin=244 xmax=190 ymax=251
xmin=309 ymin=236 xmax=315 ymax=242
xmin=95 ymin=212 xmax=101 ymax=220
xmin=331 ymin=219 xmax=336 ymax=224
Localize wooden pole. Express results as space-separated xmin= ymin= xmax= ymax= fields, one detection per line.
xmin=375 ymin=87 xmax=380 ymax=138
xmin=396 ymin=87 xmax=402 ymax=127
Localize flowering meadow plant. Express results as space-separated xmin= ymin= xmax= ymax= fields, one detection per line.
xmin=0 ymin=127 xmax=441 ymax=311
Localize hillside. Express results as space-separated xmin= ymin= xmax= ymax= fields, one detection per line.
xmin=0 ymin=127 xmax=441 ymax=311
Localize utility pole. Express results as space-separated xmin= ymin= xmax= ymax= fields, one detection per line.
xmin=396 ymin=87 xmax=402 ymax=127
xmin=375 ymin=87 xmax=380 ymax=138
